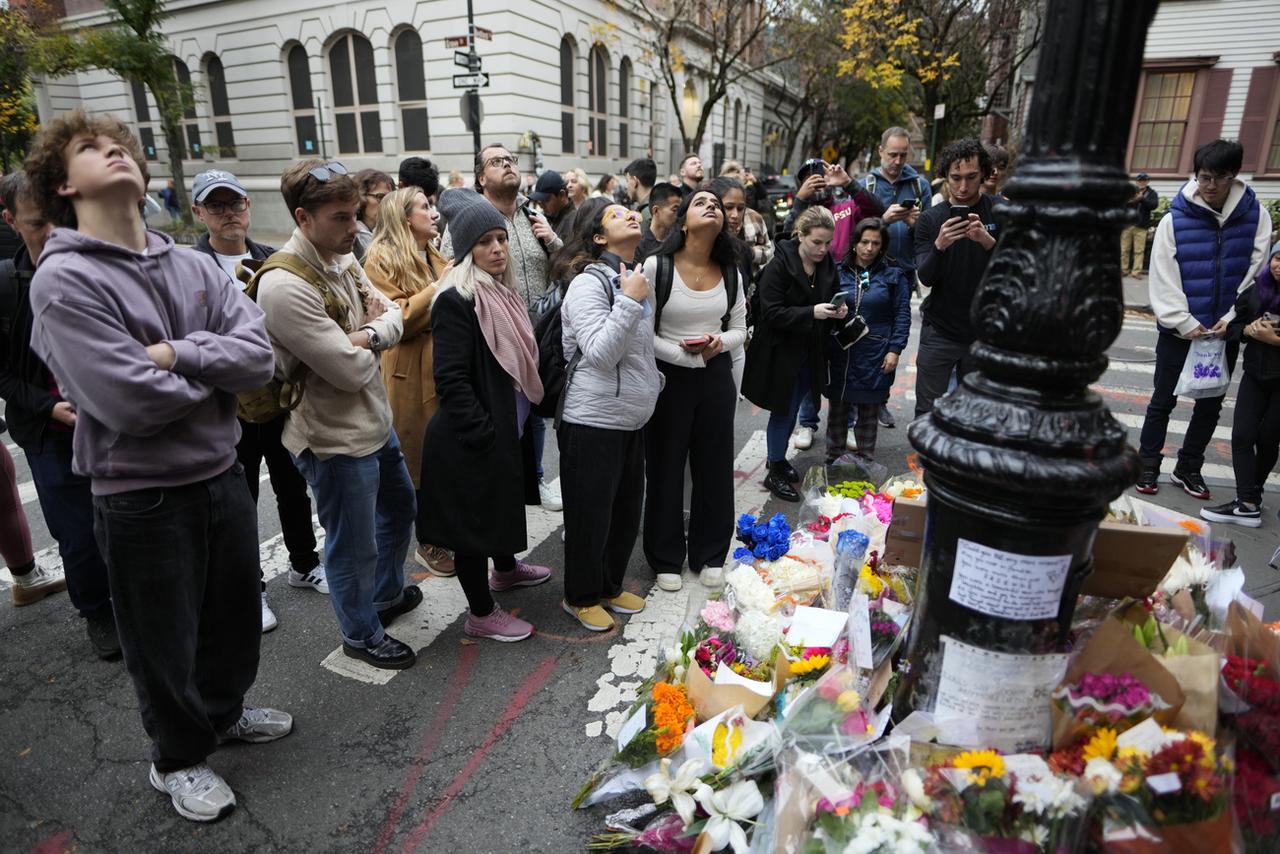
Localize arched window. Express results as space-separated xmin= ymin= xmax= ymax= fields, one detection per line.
xmin=328 ymin=32 xmax=382 ymax=154
xmin=394 ymin=29 xmax=429 ymax=151
xmin=286 ymin=44 xmax=319 ymax=155
xmin=130 ymin=79 xmax=158 ymax=161
xmin=204 ymin=54 xmax=236 ymax=158
xmin=618 ymin=58 xmax=631 ymax=159
xmin=171 ymin=57 xmax=203 ymax=160
xmin=559 ymin=37 xmax=575 ymax=155
xmin=732 ymin=99 xmax=741 ymax=161
xmin=588 ymin=44 xmax=608 ymax=157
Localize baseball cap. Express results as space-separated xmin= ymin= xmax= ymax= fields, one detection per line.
xmin=1136 ymin=172 xmax=1150 ymax=180
xmin=192 ymin=170 xmax=248 ymax=203
xmin=528 ymin=170 xmax=567 ymax=202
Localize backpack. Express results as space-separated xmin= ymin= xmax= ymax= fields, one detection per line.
xmin=652 ymin=254 xmax=738 ymax=335
xmin=532 ymin=266 xmax=613 ymax=422
xmin=864 ymin=172 xmax=931 ymax=207
xmin=0 ymin=259 xmax=31 ymax=337
xmin=236 ymin=252 xmax=353 ymax=424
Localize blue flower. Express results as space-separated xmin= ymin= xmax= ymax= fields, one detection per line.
xmin=766 ymin=544 xmax=788 ymax=561
xmin=733 ymin=547 xmax=755 ymax=564
xmin=752 ymin=542 xmax=770 ymax=559
xmin=737 ymin=514 xmax=757 ymax=538
xmin=768 ymin=512 xmax=788 ymax=529
xmin=752 ymin=524 xmax=769 ymax=543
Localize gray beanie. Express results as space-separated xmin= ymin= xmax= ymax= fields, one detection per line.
xmin=438 ymin=188 xmax=507 ymax=261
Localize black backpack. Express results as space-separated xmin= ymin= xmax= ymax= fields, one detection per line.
xmin=651 ymin=254 xmax=738 ymax=334
xmin=532 ymin=266 xmax=613 ymax=421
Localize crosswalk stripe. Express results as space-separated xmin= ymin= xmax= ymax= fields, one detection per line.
xmin=1111 ymin=411 xmax=1231 ymax=442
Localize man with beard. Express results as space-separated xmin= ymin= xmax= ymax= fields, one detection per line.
xmin=678 ymin=154 xmax=704 ymax=197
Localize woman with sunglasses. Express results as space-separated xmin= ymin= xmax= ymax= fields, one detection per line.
xmin=742 ymin=206 xmax=846 ymax=502
xmin=417 ymin=189 xmax=553 ymax=643
xmin=824 ymin=218 xmax=911 ymax=464
xmin=642 ymin=190 xmax=748 ymax=591
xmin=557 ymin=204 xmax=662 ymax=630
xmin=352 ymin=169 xmax=394 ymax=262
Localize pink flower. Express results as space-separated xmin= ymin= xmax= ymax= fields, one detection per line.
xmin=700 ymin=601 xmax=736 ymax=632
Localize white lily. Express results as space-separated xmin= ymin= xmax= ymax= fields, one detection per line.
xmin=643 ymin=757 xmax=703 ymax=827
xmin=694 ymin=779 xmax=764 ymax=854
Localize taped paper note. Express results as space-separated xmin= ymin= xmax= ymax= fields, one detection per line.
xmin=949 ymin=538 xmax=1071 ymax=620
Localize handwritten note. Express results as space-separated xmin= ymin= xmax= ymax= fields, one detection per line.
xmin=949 ymin=538 xmax=1072 ymax=620
xmin=846 ymin=595 xmax=874 ymax=670
xmin=1117 ymin=718 xmax=1170 ymax=755
xmin=933 ymin=635 xmax=1070 ymax=753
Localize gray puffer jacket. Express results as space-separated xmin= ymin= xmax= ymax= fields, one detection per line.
xmin=560 ymin=263 xmax=662 ymax=431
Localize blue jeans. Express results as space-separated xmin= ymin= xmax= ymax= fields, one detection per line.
xmin=767 ymin=372 xmax=813 ymax=462
xmin=291 ymin=434 xmax=416 ymax=648
xmin=798 ymin=393 xmax=855 ymax=431
xmin=531 ymin=415 xmax=547 ymax=480
xmin=25 ymin=438 xmax=111 ymax=617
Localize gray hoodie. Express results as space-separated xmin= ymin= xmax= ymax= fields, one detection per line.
xmin=29 ymin=228 xmax=274 ymax=494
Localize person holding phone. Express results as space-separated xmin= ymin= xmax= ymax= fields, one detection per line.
xmin=743 ymin=206 xmax=846 ymax=503
xmin=642 ymin=190 xmax=748 ymax=591
xmin=912 ymin=139 xmax=999 ymax=418
xmin=1204 ymin=242 xmax=1280 ymax=527
xmin=824 ymin=218 xmax=911 ymax=463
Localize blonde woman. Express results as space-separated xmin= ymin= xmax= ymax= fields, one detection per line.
xmin=566 ymin=168 xmax=591 ymax=207
xmin=417 ymin=189 xmax=552 ymax=642
xmin=364 ymin=188 xmax=454 ymax=578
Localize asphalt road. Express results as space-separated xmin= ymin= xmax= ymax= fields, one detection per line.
xmin=3 ymin=295 xmax=1279 ymax=853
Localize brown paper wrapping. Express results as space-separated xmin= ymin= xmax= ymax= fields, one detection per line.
xmin=1227 ymin=601 xmax=1280 ymax=675
xmin=1102 ymin=808 xmax=1232 ymax=854
xmin=1115 ymin=605 xmax=1220 ymax=735
xmin=1051 ymin=618 xmax=1185 ymax=749
xmin=685 ymin=651 xmax=791 ymax=722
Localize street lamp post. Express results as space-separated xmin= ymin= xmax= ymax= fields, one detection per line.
xmin=893 ymin=0 xmax=1158 ymax=750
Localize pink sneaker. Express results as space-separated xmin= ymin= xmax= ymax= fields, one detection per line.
xmin=464 ymin=606 xmax=534 ymax=642
xmin=488 ymin=561 xmax=552 ymax=592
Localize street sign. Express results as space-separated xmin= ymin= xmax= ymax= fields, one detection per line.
xmin=459 ymin=94 xmax=484 ymax=133
xmin=934 ymin=103 xmax=947 ymax=120
xmin=474 ymin=26 xmax=493 ymax=40
xmin=821 ymin=145 xmax=838 ymax=163
xmin=454 ymin=51 xmax=482 ymax=70
xmin=453 ymin=72 xmax=490 ymax=89
xmin=444 ymin=36 xmax=468 ymax=48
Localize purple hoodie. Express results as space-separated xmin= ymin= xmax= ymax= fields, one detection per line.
xmin=29 ymin=228 xmax=274 ymax=494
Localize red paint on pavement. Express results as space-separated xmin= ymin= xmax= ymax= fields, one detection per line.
xmin=399 ymin=655 xmax=559 ymax=853
xmin=30 ymin=831 xmax=72 ymax=854
xmin=371 ymin=643 xmax=480 ymax=854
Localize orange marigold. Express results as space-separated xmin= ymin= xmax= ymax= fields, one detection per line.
xmin=652 ymin=682 xmax=694 ymax=755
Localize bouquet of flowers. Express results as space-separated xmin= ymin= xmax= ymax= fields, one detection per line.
xmin=1221 ymin=654 xmax=1280 ymax=766
xmin=1233 ymin=746 xmax=1280 ymax=854
xmin=734 ymin=512 xmax=792 ymax=564
xmin=1054 ymin=672 xmax=1170 ymax=736
xmin=778 ymin=661 xmax=887 ymax=745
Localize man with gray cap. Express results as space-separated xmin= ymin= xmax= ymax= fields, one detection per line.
xmin=190 ymin=169 xmax=327 ymax=633
xmin=1122 ymin=172 xmax=1159 ymax=279
xmin=529 ymin=170 xmax=577 ymax=243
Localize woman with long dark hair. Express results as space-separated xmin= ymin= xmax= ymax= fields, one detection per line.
xmin=823 ymin=217 xmax=911 ymax=463
xmin=742 ymin=206 xmax=846 ymax=502
xmin=642 ymin=190 xmax=748 ymax=591
xmin=557 ymin=204 xmax=662 ymax=630
xmin=705 ymin=176 xmax=758 ymax=391
xmin=1204 ymin=243 xmax=1280 ymax=527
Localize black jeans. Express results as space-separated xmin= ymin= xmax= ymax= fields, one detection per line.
xmin=914 ymin=322 xmax=973 ymax=418
xmin=93 ymin=465 xmax=261 ymax=772
xmin=558 ymin=422 xmax=645 ymax=607
xmin=1138 ymin=333 xmax=1239 ymax=471
xmin=643 ymin=354 xmax=736 ymax=575
xmin=24 ymin=437 xmax=111 ymax=617
xmin=1231 ymin=372 xmax=1280 ymax=505
xmin=236 ymin=415 xmax=319 ymax=583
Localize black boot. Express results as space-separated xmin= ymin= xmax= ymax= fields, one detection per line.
xmin=764 ymin=462 xmax=801 ymax=502
xmin=777 ymin=458 xmax=801 ymax=484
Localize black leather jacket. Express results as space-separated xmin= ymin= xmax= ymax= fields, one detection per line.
xmin=0 ymin=247 xmax=60 ymax=450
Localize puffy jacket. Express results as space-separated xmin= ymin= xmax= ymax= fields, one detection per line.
xmin=825 ymin=258 xmax=912 ymax=403
xmin=559 ymin=260 xmax=662 ymax=432
xmin=1170 ymin=183 xmax=1261 ymax=329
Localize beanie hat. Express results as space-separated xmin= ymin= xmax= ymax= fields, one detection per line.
xmin=1272 ymin=240 xmax=1280 ymax=258
xmin=438 ymin=188 xmax=507 ymax=261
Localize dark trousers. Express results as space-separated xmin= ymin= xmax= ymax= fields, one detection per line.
xmin=558 ymin=422 xmax=645 ymax=607
xmin=93 ymin=465 xmax=261 ymax=772
xmin=643 ymin=354 xmax=736 ymax=575
xmin=455 ymin=553 xmax=515 ymax=617
xmin=914 ymin=323 xmax=973 ymax=418
xmin=24 ymin=438 xmax=111 ymax=617
xmin=236 ymin=415 xmax=319 ymax=584
xmin=825 ymin=401 xmax=882 ymax=462
xmin=1138 ymin=333 xmax=1239 ymax=470
xmin=1231 ymin=372 xmax=1280 ymax=505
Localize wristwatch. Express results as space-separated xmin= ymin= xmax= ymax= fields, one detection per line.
xmin=360 ymin=325 xmax=383 ymax=351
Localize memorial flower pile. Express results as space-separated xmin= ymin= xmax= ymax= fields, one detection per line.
xmin=1055 ymin=671 xmax=1166 ymax=734
xmin=733 ymin=512 xmax=791 ymax=563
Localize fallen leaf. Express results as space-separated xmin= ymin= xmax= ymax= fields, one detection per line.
xmin=19 ymin=747 xmax=31 ymax=758
xmin=460 ymin=638 xmax=475 ymax=645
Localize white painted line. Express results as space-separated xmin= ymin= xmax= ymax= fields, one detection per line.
xmin=1159 ymin=457 xmax=1280 ymax=489
xmin=1112 ymin=411 xmax=1230 ymax=442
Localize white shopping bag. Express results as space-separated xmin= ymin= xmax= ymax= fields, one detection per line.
xmin=1173 ymin=337 xmax=1230 ymax=399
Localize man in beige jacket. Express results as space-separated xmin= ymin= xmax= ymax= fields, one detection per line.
xmin=257 ymin=160 xmax=419 ymax=671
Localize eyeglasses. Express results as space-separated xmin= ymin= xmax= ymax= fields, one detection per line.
xmin=200 ymin=198 xmax=248 ymax=215
xmin=1195 ymin=172 xmax=1231 ymax=187
xmin=366 ymin=191 xmax=389 ymax=202
xmin=308 ymin=160 xmax=349 ymax=182
xmin=602 ymin=206 xmax=641 ymax=225
xmin=485 ymin=155 xmax=517 ymax=169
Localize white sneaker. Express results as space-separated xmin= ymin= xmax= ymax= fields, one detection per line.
xmin=10 ymin=563 xmax=67 ymax=606
xmin=699 ymin=566 xmax=725 ymax=589
xmin=846 ymin=434 xmax=858 ymax=451
xmin=149 ymin=763 xmax=236 ymax=822
xmin=656 ymin=573 xmax=683 ymax=592
xmin=260 ymin=593 xmax=278 ymax=633
xmin=539 ymin=479 xmax=563 ymax=511
xmin=288 ymin=566 xmax=329 ymax=594
xmin=792 ymin=427 xmax=813 ymax=450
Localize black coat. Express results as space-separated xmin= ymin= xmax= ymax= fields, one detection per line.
xmin=741 ymin=240 xmax=838 ymax=412
xmin=1226 ymin=275 xmax=1280 ymax=383
xmin=0 ymin=247 xmax=62 ymax=450
xmin=417 ymin=286 xmax=539 ymax=556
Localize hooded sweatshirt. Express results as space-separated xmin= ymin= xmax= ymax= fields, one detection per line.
xmin=28 ymin=228 xmax=275 ymax=494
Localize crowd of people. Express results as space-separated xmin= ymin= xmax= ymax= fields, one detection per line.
xmin=0 ymin=105 xmax=1276 ymax=823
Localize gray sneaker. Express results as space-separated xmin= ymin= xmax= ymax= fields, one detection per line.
xmin=149 ymin=763 xmax=236 ymax=822
xmin=218 ymin=706 xmax=294 ymax=744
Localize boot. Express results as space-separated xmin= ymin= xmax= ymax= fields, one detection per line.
xmin=764 ymin=462 xmax=801 ymax=502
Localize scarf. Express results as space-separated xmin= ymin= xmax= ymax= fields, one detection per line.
xmin=473 ymin=271 xmax=545 ymax=404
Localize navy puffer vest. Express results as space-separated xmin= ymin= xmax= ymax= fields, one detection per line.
xmin=1167 ymin=185 xmax=1260 ymax=333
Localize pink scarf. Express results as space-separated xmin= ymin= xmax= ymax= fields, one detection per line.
xmin=473 ymin=276 xmax=544 ymax=404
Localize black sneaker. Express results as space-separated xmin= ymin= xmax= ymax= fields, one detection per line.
xmin=1170 ymin=468 xmax=1211 ymax=500
xmin=85 ymin=610 xmax=122 ymax=661
xmin=1200 ymin=499 xmax=1261 ymax=528
xmin=342 ymin=635 xmax=416 ymax=670
xmin=1134 ymin=465 xmax=1160 ymax=495
xmin=878 ymin=407 xmax=895 ymax=429
xmin=764 ymin=464 xmax=801 ymax=502
xmin=377 ymin=586 xmax=424 ymax=628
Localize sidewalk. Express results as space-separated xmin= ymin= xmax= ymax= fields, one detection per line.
xmin=1122 ymin=274 xmax=1152 ymax=314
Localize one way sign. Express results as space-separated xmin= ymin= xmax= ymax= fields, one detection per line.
xmin=452 ymin=72 xmax=490 ymax=89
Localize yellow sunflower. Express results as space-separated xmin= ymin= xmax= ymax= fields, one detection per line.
xmin=953 ymin=749 xmax=1006 ymax=785
xmin=789 ymin=655 xmax=830 ymax=676
xmin=1083 ymin=728 xmax=1118 ymax=762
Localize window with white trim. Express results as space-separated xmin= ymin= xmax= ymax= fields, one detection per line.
xmin=328 ymin=32 xmax=382 ymax=154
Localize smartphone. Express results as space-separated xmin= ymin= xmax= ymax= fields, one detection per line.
xmin=1264 ymin=312 xmax=1279 ymax=323
xmin=682 ymin=335 xmax=710 ymax=349
xmin=900 ymin=199 xmax=917 ymax=210
xmin=829 ymin=288 xmax=855 ymax=307
xmin=949 ymin=204 xmax=971 ymax=221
